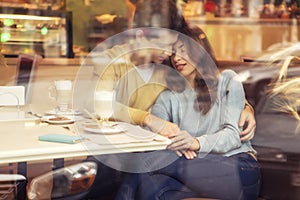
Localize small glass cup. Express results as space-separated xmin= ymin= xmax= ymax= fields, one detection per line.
xmin=49 ymin=80 xmax=72 ymax=113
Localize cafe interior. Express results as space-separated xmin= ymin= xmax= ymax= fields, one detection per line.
xmin=0 ymin=0 xmax=300 ymax=199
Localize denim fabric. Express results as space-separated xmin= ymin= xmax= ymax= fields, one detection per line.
xmin=238 ymin=153 xmax=261 ymax=200
xmin=116 ymin=152 xmax=261 ymax=200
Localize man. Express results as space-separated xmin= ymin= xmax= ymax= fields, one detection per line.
xmin=91 ymin=28 xmax=180 ymax=134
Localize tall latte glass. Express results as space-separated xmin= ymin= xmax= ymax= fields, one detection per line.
xmin=94 ymin=91 xmax=114 ymax=126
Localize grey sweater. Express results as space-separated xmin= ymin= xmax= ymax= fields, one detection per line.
xmin=151 ymin=70 xmax=256 ymax=157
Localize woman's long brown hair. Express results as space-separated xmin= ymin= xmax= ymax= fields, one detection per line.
xmin=167 ymin=31 xmax=219 ymax=114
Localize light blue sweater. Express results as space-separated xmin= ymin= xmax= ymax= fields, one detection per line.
xmin=151 ymin=70 xmax=256 ymax=157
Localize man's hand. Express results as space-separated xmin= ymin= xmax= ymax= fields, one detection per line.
xmin=239 ymin=104 xmax=256 ymax=141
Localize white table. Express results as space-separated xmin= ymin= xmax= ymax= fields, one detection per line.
xmin=0 ymin=122 xmax=170 ymax=164
xmin=0 ymin=120 xmax=171 ymax=199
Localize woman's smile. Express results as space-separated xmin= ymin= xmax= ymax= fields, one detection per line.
xmin=175 ymin=62 xmax=186 ymax=71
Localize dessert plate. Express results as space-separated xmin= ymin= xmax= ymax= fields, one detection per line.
xmin=42 ymin=115 xmax=75 ymax=124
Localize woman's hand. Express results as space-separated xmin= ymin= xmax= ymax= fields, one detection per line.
xmin=167 ymin=131 xmax=200 ymax=151
xmin=239 ymin=104 xmax=256 ymax=142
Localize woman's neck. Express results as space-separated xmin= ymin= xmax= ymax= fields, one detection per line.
xmin=185 ymin=70 xmax=196 ymax=88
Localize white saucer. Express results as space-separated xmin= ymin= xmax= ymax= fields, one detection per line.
xmin=83 ymin=124 xmax=125 ymax=134
xmin=42 ymin=115 xmax=75 ymax=124
xmin=45 ymin=109 xmax=82 ymax=116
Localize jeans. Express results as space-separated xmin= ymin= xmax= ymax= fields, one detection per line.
xmin=115 ymin=152 xmax=261 ymax=200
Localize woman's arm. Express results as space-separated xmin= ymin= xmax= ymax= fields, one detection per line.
xmin=148 ymin=90 xmax=180 ymax=136
xmin=197 ymin=76 xmax=245 ymax=154
xmin=143 ymin=114 xmax=179 ymax=136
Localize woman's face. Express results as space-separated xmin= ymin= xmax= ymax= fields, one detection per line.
xmin=171 ymin=39 xmax=196 ymax=78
